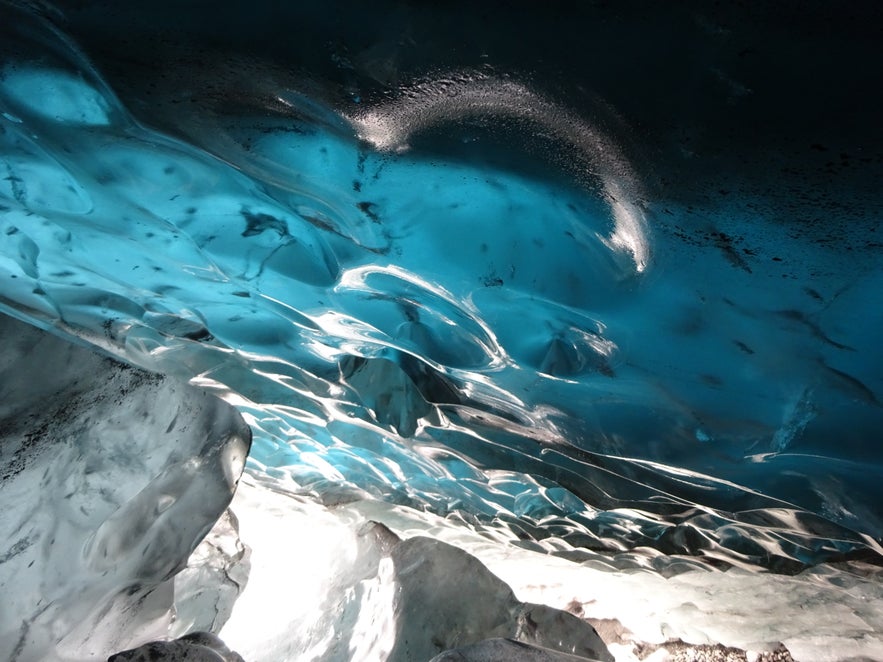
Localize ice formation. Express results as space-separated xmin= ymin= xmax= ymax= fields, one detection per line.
xmin=216 ymin=477 xmax=883 ymax=662
xmin=0 ymin=314 xmax=250 ymax=660
xmin=0 ymin=0 xmax=881 ymax=660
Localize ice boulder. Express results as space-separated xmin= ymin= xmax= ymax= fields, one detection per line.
xmin=109 ymin=632 xmax=244 ymax=662
xmin=385 ymin=536 xmax=613 ymax=662
xmin=0 ymin=313 xmax=250 ymax=661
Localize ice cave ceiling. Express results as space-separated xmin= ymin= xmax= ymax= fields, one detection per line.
xmin=1 ymin=1 xmax=882 ymax=654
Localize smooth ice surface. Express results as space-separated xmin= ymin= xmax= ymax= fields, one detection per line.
xmin=0 ymin=0 xmax=882 ymax=585
xmin=0 ymin=313 xmax=250 ymax=661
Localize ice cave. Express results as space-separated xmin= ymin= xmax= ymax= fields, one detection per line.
xmin=1 ymin=1 xmax=882 ymax=660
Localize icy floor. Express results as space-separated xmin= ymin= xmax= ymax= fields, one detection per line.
xmin=216 ymin=476 xmax=883 ymax=662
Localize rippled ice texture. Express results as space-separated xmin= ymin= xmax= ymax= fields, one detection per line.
xmin=1 ymin=0 xmax=882 ymax=578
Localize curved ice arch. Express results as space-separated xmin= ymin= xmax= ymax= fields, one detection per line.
xmin=348 ymin=71 xmax=650 ymax=273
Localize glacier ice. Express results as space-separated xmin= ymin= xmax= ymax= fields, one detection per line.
xmin=171 ymin=509 xmax=251 ymax=638
xmin=0 ymin=0 xmax=882 ymax=660
xmin=215 ymin=478 xmax=614 ymax=662
xmin=0 ymin=313 xmax=250 ymax=661
xmin=219 ymin=477 xmax=883 ymax=662
xmin=1 ymin=0 xmax=880 ymax=573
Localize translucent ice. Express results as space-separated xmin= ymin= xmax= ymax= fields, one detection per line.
xmin=0 ymin=0 xmax=881 ymax=576
xmin=221 ymin=478 xmax=883 ymax=662
xmin=0 ymin=3 xmax=882 ymax=659
xmin=0 ymin=314 xmax=250 ymax=661
xmin=218 ymin=478 xmax=613 ymax=662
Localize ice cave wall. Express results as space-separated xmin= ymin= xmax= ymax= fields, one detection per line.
xmin=0 ymin=0 xmax=882 ymax=659
xmin=0 ymin=313 xmax=250 ymax=661
xmin=2 ymin=0 xmax=881 ymax=573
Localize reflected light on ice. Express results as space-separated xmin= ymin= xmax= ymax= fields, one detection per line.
xmin=348 ymin=72 xmax=650 ymax=273
xmin=221 ymin=478 xmax=883 ymax=662
xmin=1 ymin=6 xmax=883 ymax=659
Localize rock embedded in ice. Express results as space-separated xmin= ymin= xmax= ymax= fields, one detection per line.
xmin=0 ymin=313 xmax=251 ymax=661
xmin=108 ymin=632 xmax=244 ymax=662
xmin=631 ymin=640 xmax=795 ymax=662
xmin=220 ymin=479 xmax=883 ymax=662
xmin=429 ymin=638 xmax=606 ymax=662
xmin=380 ymin=536 xmax=613 ymax=662
xmin=515 ymin=604 xmax=616 ymax=660
xmin=218 ymin=480 xmax=613 ymax=662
